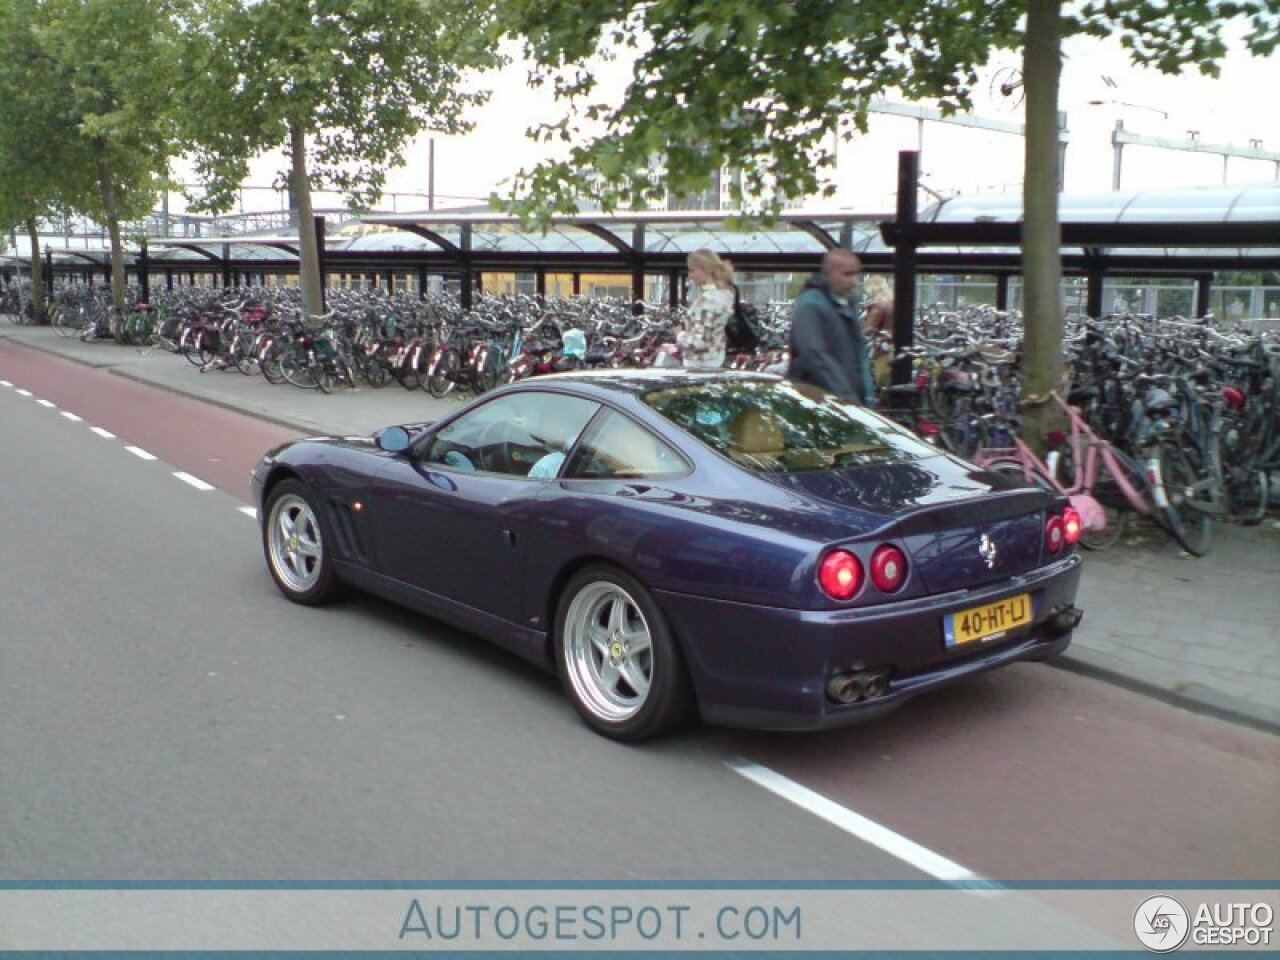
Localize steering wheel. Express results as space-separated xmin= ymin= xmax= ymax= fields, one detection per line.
xmin=476 ymin=420 xmax=514 ymax=473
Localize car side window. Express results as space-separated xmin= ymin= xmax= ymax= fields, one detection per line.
xmin=423 ymin=392 xmax=599 ymax=478
xmin=567 ymin=411 xmax=688 ymax=479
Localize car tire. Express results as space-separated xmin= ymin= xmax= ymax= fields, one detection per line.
xmin=554 ymin=565 xmax=695 ymax=742
xmin=263 ymin=479 xmax=340 ymax=605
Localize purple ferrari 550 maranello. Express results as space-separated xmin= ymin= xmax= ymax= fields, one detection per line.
xmin=251 ymin=370 xmax=1084 ymax=741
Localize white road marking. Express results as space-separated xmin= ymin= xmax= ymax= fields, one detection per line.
xmin=0 ymin=380 xmax=12 ymax=387
xmin=239 ymin=506 xmax=258 ymax=519
xmin=174 ymin=472 xmax=215 ymax=492
xmin=15 ymin=388 xmax=32 ymax=397
xmin=125 ymin=445 xmax=157 ymax=461
xmin=35 ymin=398 xmax=55 ymax=408
xmin=60 ymin=411 xmax=83 ymax=422
xmin=90 ymin=427 xmax=115 ymax=439
xmin=728 ymin=759 xmax=983 ymax=884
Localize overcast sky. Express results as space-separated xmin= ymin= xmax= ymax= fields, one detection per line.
xmin=186 ymin=26 xmax=1280 ymax=217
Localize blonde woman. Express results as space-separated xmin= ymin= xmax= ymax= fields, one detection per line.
xmin=678 ymin=249 xmax=734 ymax=369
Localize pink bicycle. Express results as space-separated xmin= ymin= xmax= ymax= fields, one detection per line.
xmin=971 ymin=392 xmax=1154 ymax=550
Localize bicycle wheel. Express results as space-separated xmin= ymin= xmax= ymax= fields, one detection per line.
xmin=197 ymin=331 xmax=221 ymax=369
xmin=355 ymin=353 xmax=390 ymax=389
xmin=233 ymin=336 xmax=260 ymax=376
xmin=937 ymin=395 xmax=977 ymax=457
xmin=281 ymin=352 xmax=319 ymax=389
xmin=1227 ymin=468 xmax=1269 ymax=525
xmin=1079 ymin=450 xmax=1145 ymax=551
xmin=426 ymin=347 xmax=459 ymax=398
xmin=984 ymin=457 xmax=1056 ymax=492
xmin=181 ymin=327 xmax=205 ymax=366
xmin=1155 ymin=442 xmax=1213 ymax=557
xmin=329 ymin=355 xmax=355 ymax=389
xmin=1078 ymin=496 xmax=1127 ymax=551
xmin=393 ymin=357 xmax=421 ymax=391
xmin=259 ymin=343 xmax=287 ymax=384
xmin=475 ymin=354 xmax=506 ymax=394
xmin=52 ymin=307 xmax=82 ymax=338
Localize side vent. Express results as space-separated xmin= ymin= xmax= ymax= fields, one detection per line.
xmin=327 ymin=501 xmax=368 ymax=563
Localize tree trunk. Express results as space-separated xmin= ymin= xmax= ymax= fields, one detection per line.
xmin=26 ymin=218 xmax=46 ymax=324
xmin=290 ymin=122 xmax=325 ymax=323
xmin=1020 ymin=0 xmax=1065 ymax=454
xmin=97 ymin=157 xmax=127 ymax=314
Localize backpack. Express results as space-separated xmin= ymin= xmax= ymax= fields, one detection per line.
xmin=725 ymin=286 xmax=762 ymax=352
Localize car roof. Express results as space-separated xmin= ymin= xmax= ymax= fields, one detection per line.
xmin=510 ymin=369 xmax=782 ymax=399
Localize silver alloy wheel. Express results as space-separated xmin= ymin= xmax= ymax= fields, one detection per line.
xmin=267 ymin=493 xmax=324 ymax=594
xmin=562 ymin=581 xmax=654 ymax=723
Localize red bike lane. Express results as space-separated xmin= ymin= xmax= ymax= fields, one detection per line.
xmin=0 ymin=339 xmax=299 ymax=502
xmin=719 ymin=662 xmax=1279 ymax=881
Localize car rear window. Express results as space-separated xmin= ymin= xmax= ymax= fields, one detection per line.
xmin=643 ymin=378 xmax=935 ymax=473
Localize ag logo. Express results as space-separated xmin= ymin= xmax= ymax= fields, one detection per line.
xmin=1134 ymin=895 xmax=1190 ymax=952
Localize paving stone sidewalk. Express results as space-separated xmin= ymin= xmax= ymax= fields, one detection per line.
xmin=4 ymin=321 xmax=1278 ymax=732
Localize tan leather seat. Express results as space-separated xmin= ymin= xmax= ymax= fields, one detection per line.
xmin=731 ymin=407 xmax=785 ymax=454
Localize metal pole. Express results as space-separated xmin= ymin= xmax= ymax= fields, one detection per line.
xmin=631 ymin=224 xmax=646 ymax=313
xmin=1086 ymin=265 xmax=1104 ymax=318
xmin=313 ymin=215 xmax=327 ymax=311
xmin=428 ymin=139 xmax=435 ymax=212
xmin=890 ymin=151 xmax=919 ymax=388
xmin=140 ymin=238 xmax=150 ymax=302
xmin=459 ymin=222 xmax=472 ymax=310
xmin=1195 ymin=274 xmax=1212 ymax=319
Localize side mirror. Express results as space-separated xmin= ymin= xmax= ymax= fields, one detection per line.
xmin=375 ymin=426 xmax=412 ymax=453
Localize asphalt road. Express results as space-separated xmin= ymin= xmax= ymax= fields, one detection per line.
xmin=2 ymin=347 xmax=1277 ymax=885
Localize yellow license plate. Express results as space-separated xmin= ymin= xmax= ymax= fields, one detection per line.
xmin=944 ymin=594 xmax=1032 ymax=647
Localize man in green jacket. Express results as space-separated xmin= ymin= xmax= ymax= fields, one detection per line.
xmin=786 ymin=248 xmax=876 ymax=405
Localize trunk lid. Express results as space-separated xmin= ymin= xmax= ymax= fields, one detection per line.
xmin=770 ymin=456 xmax=1056 ymax=592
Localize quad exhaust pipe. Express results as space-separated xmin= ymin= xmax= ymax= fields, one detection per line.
xmin=827 ymin=669 xmax=890 ymax=705
xmin=1046 ymin=603 xmax=1084 ymax=636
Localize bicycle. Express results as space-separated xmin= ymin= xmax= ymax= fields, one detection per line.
xmin=972 ymin=392 xmax=1154 ymax=551
xmin=1168 ymin=376 xmax=1270 ymax=528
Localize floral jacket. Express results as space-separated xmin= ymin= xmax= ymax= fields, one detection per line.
xmin=678 ymin=283 xmax=732 ymax=369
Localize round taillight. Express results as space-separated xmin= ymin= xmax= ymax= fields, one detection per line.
xmin=818 ymin=550 xmax=864 ymax=601
xmin=1046 ymin=515 xmax=1065 ymax=552
xmin=870 ymin=544 xmax=908 ymax=593
xmin=1062 ymin=507 xmax=1082 ymax=545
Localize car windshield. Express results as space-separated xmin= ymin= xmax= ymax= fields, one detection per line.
xmin=643 ymin=378 xmax=936 ymax=473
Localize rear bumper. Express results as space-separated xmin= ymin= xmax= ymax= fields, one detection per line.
xmin=654 ymin=553 xmax=1083 ymax=731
